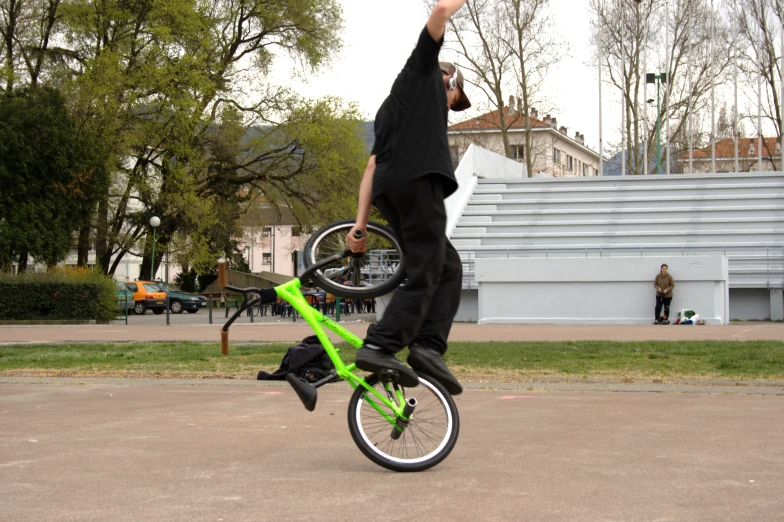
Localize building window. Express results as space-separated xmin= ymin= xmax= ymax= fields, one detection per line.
xmin=583 ymin=163 xmax=589 ymax=176
xmin=449 ymin=146 xmax=460 ymax=168
xmin=292 ymin=226 xmax=301 ymax=237
xmin=567 ymin=155 xmax=573 ymax=171
xmin=262 ymin=253 xmax=271 ymax=263
xmin=594 ymin=168 xmax=599 ymax=176
xmin=553 ymin=148 xmax=561 ymax=164
xmin=263 ymin=227 xmax=272 ymax=237
xmin=510 ymin=145 xmax=525 ymax=160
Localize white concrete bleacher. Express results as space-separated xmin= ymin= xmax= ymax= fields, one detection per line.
xmin=447 ymin=156 xmax=784 ymax=322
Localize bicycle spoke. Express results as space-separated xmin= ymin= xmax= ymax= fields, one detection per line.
xmin=356 ymin=379 xmax=451 ymax=464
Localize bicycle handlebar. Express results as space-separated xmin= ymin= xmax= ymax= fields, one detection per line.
xmin=224 ymin=285 xmax=260 ymax=295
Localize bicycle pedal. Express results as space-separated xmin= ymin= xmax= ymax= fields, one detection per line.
xmin=377 ymin=369 xmax=400 ymax=384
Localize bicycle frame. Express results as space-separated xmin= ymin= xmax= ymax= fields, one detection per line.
xmin=221 ymin=272 xmax=410 ymax=425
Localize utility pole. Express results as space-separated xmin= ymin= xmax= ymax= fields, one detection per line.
xmin=646 ymin=73 xmax=668 ymax=174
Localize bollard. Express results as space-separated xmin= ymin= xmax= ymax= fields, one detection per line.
xmin=208 ymin=298 xmax=213 ymax=324
xmin=217 ymin=257 xmax=227 ymax=287
xmin=220 ymin=329 xmax=229 ymax=355
xmin=166 ymin=295 xmax=170 ymax=325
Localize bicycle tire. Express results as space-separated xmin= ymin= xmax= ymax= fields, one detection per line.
xmin=347 ymin=373 xmax=459 ymax=472
xmin=303 ymin=219 xmax=405 ymax=299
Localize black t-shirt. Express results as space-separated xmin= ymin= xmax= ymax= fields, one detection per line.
xmin=371 ymin=27 xmax=457 ymax=201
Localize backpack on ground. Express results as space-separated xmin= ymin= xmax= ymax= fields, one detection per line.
xmin=257 ymin=335 xmax=335 ymax=383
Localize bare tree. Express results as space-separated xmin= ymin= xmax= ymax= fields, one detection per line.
xmin=446 ymin=0 xmax=518 ymax=159
xmin=444 ymin=0 xmax=563 ymax=177
xmin=592 ymin=0 xmax=730 ymax=174
xmin=503 ymin=0 xmax=563 ymax=178
xmin=731 ymin=0 xmax=783 ymax=151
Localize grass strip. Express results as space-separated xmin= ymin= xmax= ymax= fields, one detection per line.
xmin=0 ymin=340 xmax=782 ymax=382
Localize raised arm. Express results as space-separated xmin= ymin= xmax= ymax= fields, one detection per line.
xmin=426 ymin=0 xmax=467 ymax=41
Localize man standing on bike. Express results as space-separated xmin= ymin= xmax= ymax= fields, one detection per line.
xmin=346 ymin=0 xmax=469 ymax=394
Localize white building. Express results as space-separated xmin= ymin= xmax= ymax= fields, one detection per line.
xmin=447 ymin=98 xmax=602 ymax=178
xmin=236 ymin=203 xmax=306 ymax=277
xmin=681 ymin=137 xmax=781 ymax=173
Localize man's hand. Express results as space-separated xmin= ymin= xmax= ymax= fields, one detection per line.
xmin=427 ymin=0 xmax=467 ymax=41
xmin=346 ymin=224 xmax=366 ymax=253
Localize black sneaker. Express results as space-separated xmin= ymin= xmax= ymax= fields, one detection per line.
xmin=407 ymin=344 xmax=463 ymax=395
xmin=355 ymin=346 xmax=419 ymax=388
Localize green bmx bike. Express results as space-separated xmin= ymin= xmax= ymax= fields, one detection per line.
xmin=219 ymin=220 xmax=460 ymax=472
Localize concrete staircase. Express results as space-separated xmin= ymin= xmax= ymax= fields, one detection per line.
xmin=451 ymin=172 xmax=784 ymax=291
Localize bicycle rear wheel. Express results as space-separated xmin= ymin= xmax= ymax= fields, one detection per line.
xmin=347 ymin=374 xmax=459 ymax=472
xmin=303 ymin=220 xmax=405 ymax=299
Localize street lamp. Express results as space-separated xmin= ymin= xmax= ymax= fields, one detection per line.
xmin=149 ymin=215 xmax=160 ymax=281
xmin=646 ymin=73 xmax=668 ymax=174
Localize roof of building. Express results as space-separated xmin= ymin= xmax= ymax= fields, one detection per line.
xmin=238 ymin=203 xmax=299 ymax=228
xmin=683 ymin=137 xmax=780 ymax=159
xmin=448 ymin=107 xmax=551 ymax=131
xmin=448 ymin=105 xmax=598 ymax=158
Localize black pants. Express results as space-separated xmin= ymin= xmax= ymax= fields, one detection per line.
xmin=364 ymin=175 xmax=463 ymax=355
xmin=655 ymin=295 xmax=672 ymax=321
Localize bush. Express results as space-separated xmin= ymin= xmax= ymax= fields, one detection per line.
xmin=0 ymin=267 xmax=116 ymax=322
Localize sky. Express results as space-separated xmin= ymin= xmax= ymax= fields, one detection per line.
xmin=270 ymin=0 xmax=612 ymax=153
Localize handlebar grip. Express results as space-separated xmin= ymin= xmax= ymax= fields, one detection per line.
xmin=353 ymin=229 xmax=364 ymax=239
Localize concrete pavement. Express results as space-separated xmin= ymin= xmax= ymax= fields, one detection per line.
xmin=1 ymin=321 xmax=783 ymax=344
xmin=1 ymin=381 xmax=782 ymax=521
xmin=2 ymin=319 xmax=783 ymax=521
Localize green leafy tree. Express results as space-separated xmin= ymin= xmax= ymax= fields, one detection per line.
xmin=0 ymin=86 xmax=108 ymax=270
xmin=4 ymin=0 xmax=363 ymax=278
xmin=54 ymin=0 xmax=357 ymax=278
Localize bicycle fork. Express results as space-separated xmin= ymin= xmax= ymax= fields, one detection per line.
xmin=390 ymin=397 xmax=417 ymax=440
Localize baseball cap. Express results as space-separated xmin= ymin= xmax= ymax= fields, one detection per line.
xmin=439 ymin=61 xmax=471 ymax=112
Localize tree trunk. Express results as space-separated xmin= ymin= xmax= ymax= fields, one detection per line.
xmin=17 ymin=249 xmax=28 ymax=273
xmin=3 ymin=0 xmax=19 ymax=93
xmin=77 ymin=223 xmax=91 ymax=267
xmin=94 ymin=190 xmax=111 ymax=273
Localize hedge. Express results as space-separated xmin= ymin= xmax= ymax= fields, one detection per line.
xmin=0 ymin=268 xmax=116 ymax=322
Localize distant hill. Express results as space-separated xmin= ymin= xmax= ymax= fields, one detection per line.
xmin=360 ymin=121 xmax=375 ymax=153
xmin=603 ymin=145 xmax=678 ymax=176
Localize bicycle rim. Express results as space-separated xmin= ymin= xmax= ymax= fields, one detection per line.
xmin=350 ymin=376 xmax=457 ymax=470
xmin=305 ymin=221 xmax=404 ymax=298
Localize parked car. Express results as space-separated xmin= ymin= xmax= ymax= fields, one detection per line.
xmin=154 ymin=282 xmax=207 ymax=314
xmin=124 ymin=280 xmax=167 ymax=315
xmin=115 ymin=280 xmax=133 ymax=314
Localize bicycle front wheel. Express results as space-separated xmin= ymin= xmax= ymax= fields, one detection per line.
xmin=347 ymin=374 xmax=460 ymax=472
xmin=303 ymin=220 xmax=405 ymax=299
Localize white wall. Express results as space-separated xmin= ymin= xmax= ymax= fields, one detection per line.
xmin=375 ymin=289 xmax=478 ymax=323
xmin=729 ymin=289 xmax=772 ymax=320
xmin=471 ymin=144 xmax=529 ymax=179
xmin=453 ymin=289 xmax=479 ymax=322
xmin=476 ymin=256 xmax=729 ymax=325
xmin=445 ymin=144 xmax=525 ymax=236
